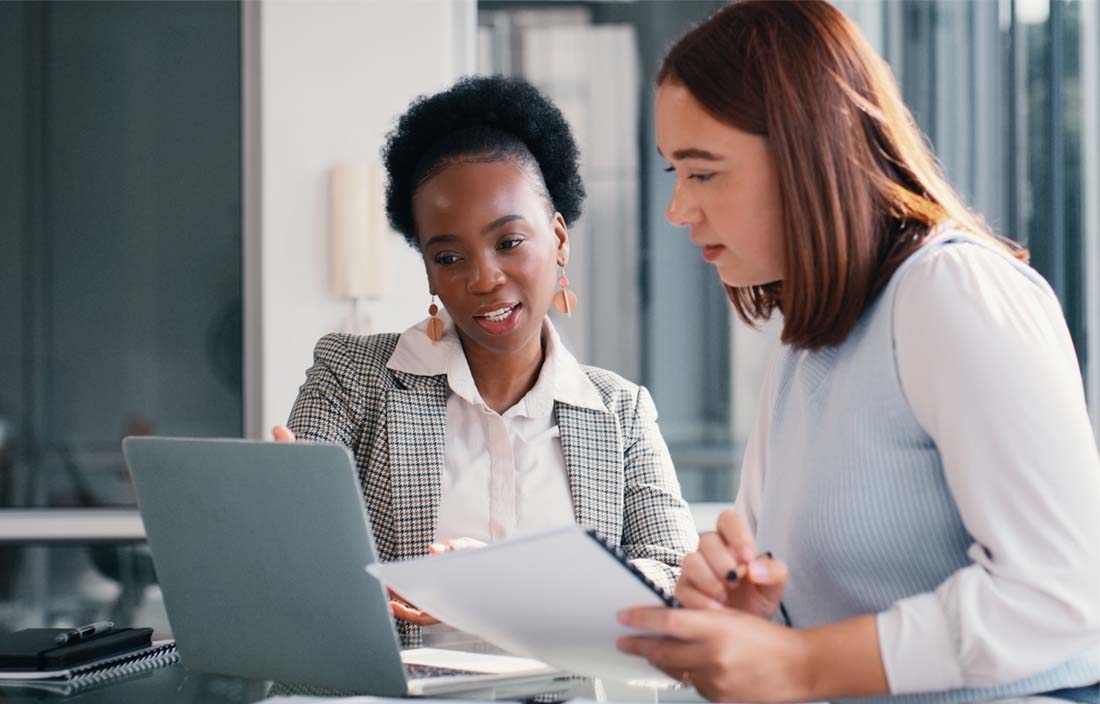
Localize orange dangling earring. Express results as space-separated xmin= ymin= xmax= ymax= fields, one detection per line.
xmin=552 ymin=267 xmax=578 ymax=317
xmin=426 ymin=295 xmax=444 ymax=343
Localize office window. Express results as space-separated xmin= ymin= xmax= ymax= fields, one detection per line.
xmin=479 ymin=0 xmax=1100 ymax=504
xmin=859 ymin=0 xmax=1095 ymax=403
xmin=0 ymin=0 xmax=241 ymax=631
xmin=478 ymin=2 xmax=740 ymax=503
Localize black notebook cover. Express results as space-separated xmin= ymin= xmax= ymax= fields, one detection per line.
xmin=0 ymin=628 xmax=153 ymax=670
xmin=584 ymin=529 xmax=682 ymax=608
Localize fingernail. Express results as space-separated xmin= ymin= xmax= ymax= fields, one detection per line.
xmin=749 ymin=560 xmax=769 ymax=580
xmin=726 ymin=563 xmax=748 ymax=582
xmin=617 ymin=610 xmax=631 ymax=625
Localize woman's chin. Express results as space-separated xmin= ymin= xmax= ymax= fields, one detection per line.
xmin=716 ymin=269 xmax=751 ymax=289
xmin=716 ymin=265 xmax=781 ymax=290
xmin=458 ymin=321 xmax=541 ymax=357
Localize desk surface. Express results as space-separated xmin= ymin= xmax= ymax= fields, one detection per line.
xmin=0 ymin=628 xmax=683 ymax=704
xmin=0 ymin=662 xmax=269 ymax=703
xmin=0 ymin=661 xmax=686 ymax=704
xmin=0 ymin=662 xmax=1080 ymax=704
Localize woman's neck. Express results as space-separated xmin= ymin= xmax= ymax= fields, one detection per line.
xmin=459 ymin=329 xmax=546 ymax=415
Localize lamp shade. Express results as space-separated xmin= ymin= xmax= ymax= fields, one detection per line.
xmin=331 ymin=162 xmax=385 ymax=299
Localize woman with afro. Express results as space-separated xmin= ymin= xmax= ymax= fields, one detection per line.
xmin=274 ymin=76 xmax=697 ymax=645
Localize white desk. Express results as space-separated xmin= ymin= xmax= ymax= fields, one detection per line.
xmin=0 ymin=508 xmax=145 ymax=543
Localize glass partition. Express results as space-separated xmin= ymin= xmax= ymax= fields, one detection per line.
xmin=0 ymin=1 xmax=242 ymax=513
xmin=0 ymin=0 xmax=241 ymax=632
xmin=478 ymin=0 xmax=1098 ymax=501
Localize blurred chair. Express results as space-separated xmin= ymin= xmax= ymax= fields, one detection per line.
xmin=58 ymin=443 xmax=158 ymax=626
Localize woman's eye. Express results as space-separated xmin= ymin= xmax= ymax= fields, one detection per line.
xmin=434 ymin=254 xmax=461 ymax=266
xmin=499 ymin=238 xmax=523 ymax=250
xmin=664 ymin=165 xmax=715 ymax=182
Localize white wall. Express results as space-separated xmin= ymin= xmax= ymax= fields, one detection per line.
xmin=246 ymin=0 xmax=476 ymax=438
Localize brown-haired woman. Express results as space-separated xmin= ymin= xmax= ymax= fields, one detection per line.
xmin=616 ymin=1 xmax=1100 ymax=702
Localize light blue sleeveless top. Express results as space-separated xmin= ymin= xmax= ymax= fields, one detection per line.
xmin=753 ymin=233 xmax=1100 ymax=703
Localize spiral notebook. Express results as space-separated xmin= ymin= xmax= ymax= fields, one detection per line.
xmin=367 ymin=525 xmax=680 ymax=685
xmin=0 ymin=640 xmax=178 ymax=695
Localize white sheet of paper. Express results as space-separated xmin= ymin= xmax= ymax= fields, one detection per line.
xmin=367 ymin=525 xmax=676 ymax=684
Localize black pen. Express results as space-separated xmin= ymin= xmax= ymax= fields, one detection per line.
xmin=54 ymin=620 xmax=114 ymax=646
xmin=725 ymin=552 xmax=793 ymax=626
xmin=725 ymin=550 xmax=773 ymax=582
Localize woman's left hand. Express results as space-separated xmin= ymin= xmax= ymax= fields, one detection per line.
xmin=428 ymin=537 xmax=487 ymax=554
xmin=616 ymin=606 xmax=809 ymax=702
xmin=677 ymin=511 xmax=789 ymax=619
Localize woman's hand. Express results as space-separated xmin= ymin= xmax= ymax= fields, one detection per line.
xmin=271 ymin=425 xmax=296 ymax=442
xmin=389 ymin=537 xmax=488 ymax=625
xmin=617 ymin=606 xmax=810 ymax=702
xmin=617 ymin=608 xmax=889 ymax=702
xmin=676 ymin=509 xmax=788 ymax=620
xmin=427 ymin=537 xmax=487 ymax=554
xmin=388 ymin=588 xmax=438 ymax=626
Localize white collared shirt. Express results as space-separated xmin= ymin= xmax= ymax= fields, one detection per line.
xmin=735 ymin=239 xmax=1100 ymax=692
xmin=386 ymin=312 xmax=608 ymax=544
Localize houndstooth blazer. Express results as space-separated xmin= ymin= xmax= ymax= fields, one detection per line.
xmin=286 ymin=331 xmax=697 ymax=645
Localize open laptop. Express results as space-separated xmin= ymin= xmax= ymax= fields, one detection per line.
xmin=122 ymin=437 xmax=569 ymax=696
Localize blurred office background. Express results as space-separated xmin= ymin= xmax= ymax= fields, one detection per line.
xmin=1 ymin=0 xmax=1097 ymax=636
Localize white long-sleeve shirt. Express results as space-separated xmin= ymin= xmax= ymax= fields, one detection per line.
xmin=735 ymin=238 xmax=1100 ymax=693
xmin=386 ymin=314 xmax=600 ymax=543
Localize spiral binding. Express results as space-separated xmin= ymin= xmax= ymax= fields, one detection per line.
xmin=6 ymin=642 xmax=181 ymax=695
xmin=583 ymin=529 xmax=682 ymax=608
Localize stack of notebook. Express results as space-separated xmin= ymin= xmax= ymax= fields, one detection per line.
xmin=0 ymin=626 xmax=178 ymax=695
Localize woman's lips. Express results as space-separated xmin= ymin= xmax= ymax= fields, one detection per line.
xmin=473 ymin=303 xmax=523 ymax=335
xmin=701 ymin=244 xmax=725 ymax=262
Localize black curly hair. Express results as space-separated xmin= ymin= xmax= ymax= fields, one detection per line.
xmin=382 ymin=75 xmax=586 ymax=249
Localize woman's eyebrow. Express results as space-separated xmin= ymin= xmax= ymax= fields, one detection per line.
xmin=481 ymin=214 xmax=525 ymax=234
xmin=670 ymin=147 xmax=724 ymax=161
xmin=422 ymin=215 xmax=527 ymax=248
xmin=423 ymin=233 xmax=459 ymax=249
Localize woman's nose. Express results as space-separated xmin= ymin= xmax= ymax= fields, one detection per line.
xmin=665 ymin=184 xmax=699 ymax=227
xmin=468 ymin=256 xmax=505 ymax=294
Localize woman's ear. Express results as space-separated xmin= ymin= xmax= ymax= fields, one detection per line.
xmin=553 ymin=212 xmax=570 ymax=267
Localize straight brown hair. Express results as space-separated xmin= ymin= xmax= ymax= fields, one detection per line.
xmin=658 ymin=0 xmax=1027 ymax=350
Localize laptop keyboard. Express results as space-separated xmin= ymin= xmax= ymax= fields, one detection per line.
xmin=404 ymin=663 xmax=486 ymax=679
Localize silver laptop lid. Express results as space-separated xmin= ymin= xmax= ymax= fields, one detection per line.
xmin=123 ymin=437 xmax=407 ymax=695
